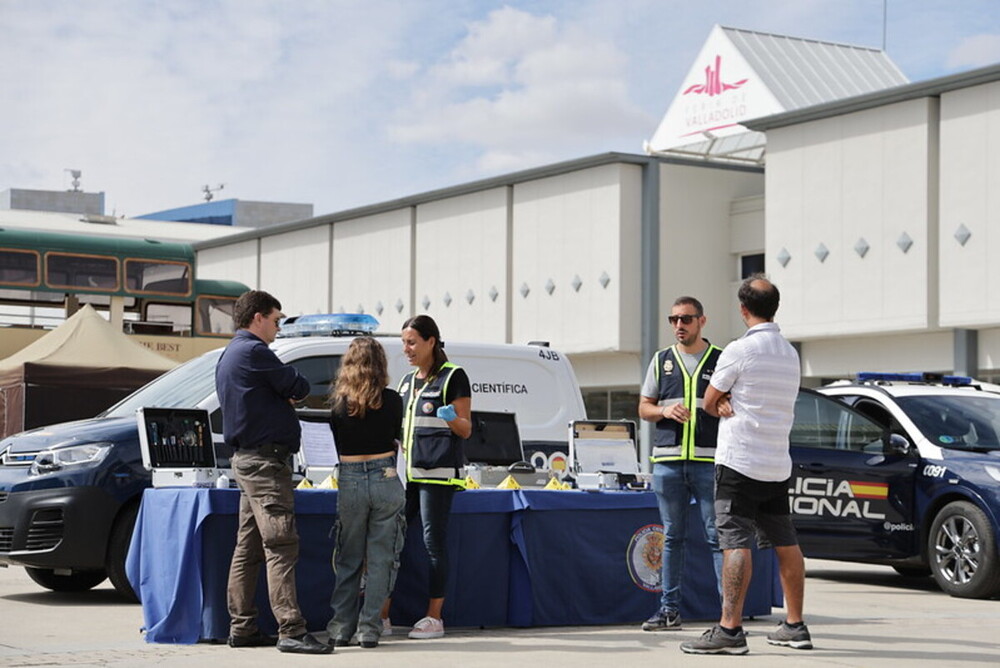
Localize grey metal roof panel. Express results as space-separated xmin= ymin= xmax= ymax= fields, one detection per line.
xmin=722 ymin=26 xmax=908 ymax=111
xmin=663 ymin=131 xmax=767 ymax=164
xmin=745 ymin=62 xmax=1000 ymax=131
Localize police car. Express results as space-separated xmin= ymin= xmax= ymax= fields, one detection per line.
xmin=789 ymin=372 xmax=1000 ymax=599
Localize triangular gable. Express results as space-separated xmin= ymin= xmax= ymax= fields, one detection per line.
xmin=645 ymin=25 xmax=783 ymax=154
xmin=645 ymin=25 xmax=909 ymax=159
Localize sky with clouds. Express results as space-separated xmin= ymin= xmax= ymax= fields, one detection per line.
xmin=2 ymin=0 xmax=999 ymax=218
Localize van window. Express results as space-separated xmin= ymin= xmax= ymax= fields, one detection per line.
xmin=290 ymin=356 xmax=342 ymax=411
xmin=143 ymin=302 xmax=191 ymax=335
xmin=194 ymin=295 xmax=239 ymax=336
xmin=0 ymin=248 xmax=39 ymax=285
xmin=125 ymin=259 xmax=191 ymax=295
xmin=46 ymin=252 xmax=119 ymax=290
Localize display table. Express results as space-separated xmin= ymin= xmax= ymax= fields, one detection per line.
xmin=126 ymin=487 xmax=778 ymax=643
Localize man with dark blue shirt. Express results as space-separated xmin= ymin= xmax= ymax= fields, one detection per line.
xmin=216 ymin=290 xmax=330 ymax=655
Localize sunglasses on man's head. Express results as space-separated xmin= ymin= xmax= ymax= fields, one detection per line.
xmin=668 ymin=314 xmax=700 ymax=325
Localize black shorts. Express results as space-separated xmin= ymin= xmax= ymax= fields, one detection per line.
xmin=714 ymin=464 xmax=798 ymax=550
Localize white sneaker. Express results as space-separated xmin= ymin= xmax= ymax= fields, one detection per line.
xmin=407 ymin=616 xmax=444 ymax=639
xmin=381 ymin=617 xmax=393 ymax=637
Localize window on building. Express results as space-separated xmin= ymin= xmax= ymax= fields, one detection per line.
xmin=583 ymin=388 xmax=639 ymax=421
xmin=740 ymin=253 xmax=765 ymax=278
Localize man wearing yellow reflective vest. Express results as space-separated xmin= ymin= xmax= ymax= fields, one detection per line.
xmin=638 ymin=296 xmax=723 ymax=632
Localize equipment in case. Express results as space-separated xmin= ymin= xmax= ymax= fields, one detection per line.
xmin=137 ymin=407 xmax=221 ymax=487
xmin=569 ymin=420 xmax=642 ymax=490
xmin=466 ymin=461 xmax=553 ymax=488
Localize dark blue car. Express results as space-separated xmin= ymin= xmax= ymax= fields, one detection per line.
xmin=792 ymin=374 xmax=1000 ymax=599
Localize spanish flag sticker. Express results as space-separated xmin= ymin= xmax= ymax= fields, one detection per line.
xmin=849 ymin=481 xmax=889 ymax=499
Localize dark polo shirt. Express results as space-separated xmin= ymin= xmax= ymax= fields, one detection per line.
xmin=215 ymin=329 xmax=310 ymax=452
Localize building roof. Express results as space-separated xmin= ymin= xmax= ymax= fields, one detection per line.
xmin=0 ymin=208 xmax=245 ymax=244
xmin=744 ymin=61 xmax=1000 ymax=131
xmin=646 ymin=25 xmax=908 ymax=164
xmin=136 ymin=198 xmax=314 ymax=228
xmin=724 ymin=26 xmax=906 ymax=110
xmin=193 ymin=151 xmax=762 ymax=249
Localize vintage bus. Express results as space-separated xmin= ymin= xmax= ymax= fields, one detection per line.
xmin=0 ymin=228 xmax=248 ymax=362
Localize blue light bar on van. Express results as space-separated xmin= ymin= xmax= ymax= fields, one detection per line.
xmin=277 ymin=313 xmax=379 ymax=338
xmin=856 ymin=372 xmax=973 ymax=386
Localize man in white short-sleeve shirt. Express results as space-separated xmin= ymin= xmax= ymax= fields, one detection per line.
xmin=680 ymin=275 xmax=812 ymax=656
xmin=711 ymin=317 xmax=800 ymax=482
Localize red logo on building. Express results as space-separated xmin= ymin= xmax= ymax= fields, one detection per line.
xmin=683 ymin=55 xmax=747 ymax=97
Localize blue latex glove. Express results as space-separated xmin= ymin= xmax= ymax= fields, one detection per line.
xmin=436 ymin=404 xmax=457 ymax=422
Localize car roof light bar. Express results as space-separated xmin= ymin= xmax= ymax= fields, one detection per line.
xmin=277 ymin=313 xmax=380 ymax=338
xmin=856 ymin=371 xmax=973 ymax=386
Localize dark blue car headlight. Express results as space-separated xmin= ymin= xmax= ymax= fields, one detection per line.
xmin=29 ymin=443 xmax=113 ymax=477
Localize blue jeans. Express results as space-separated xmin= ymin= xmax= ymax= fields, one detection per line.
xmin=405 ymin=483 xmax=456 ymax=599
xmin=651 ymin=460 xmax=722 ymax=613
xmin=326 ymin=456 xmax=406 ymax=641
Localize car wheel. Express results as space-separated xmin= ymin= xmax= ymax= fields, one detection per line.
xmin=105 ymin=503 xmax=140 ymax=603
xmin=24 ymin=566 xmax=107 ymax=592
xmin=891 ymin=565 xmax=931 ymax=578
xmin=928 ymin=500 xmax=1000 ymax=599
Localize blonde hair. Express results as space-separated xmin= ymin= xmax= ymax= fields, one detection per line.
xmin=330 ymin=336 xmax=388 ymax=418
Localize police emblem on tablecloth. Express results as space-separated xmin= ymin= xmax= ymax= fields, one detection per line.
xmin=626 ymin=524 xmax=664 ymax=592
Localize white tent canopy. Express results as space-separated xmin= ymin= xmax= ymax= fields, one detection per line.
xmin=0 ymin=305 xmax=177 ymax=437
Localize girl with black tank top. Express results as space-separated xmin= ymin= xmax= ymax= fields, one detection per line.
xmin=324 ymin=337 xmax=404 ymax=649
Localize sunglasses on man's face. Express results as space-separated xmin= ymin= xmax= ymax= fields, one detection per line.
xmin=668 ymin=314 xmax=700 ymax=325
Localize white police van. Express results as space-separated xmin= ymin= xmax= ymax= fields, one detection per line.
xmin=0 ymin=313 xmax=586 ymax=599
xmin=790 ymin=372 xmax=1000 ymax=599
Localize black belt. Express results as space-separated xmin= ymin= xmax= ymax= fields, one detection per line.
xmin=238 ymin=443 xmax=292 ymax=459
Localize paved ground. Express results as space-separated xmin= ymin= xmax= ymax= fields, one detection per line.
xmin=0 ymin=558 xmax=997 ymax=667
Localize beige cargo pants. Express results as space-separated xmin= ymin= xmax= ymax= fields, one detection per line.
xmin=227 ymin=448 xmax=307 ymax=640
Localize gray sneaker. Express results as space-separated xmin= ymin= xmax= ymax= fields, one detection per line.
xmin=766 ymin=622 xmax=813 ymax=649
xmin=680 ymin=625 xmax=749 ymax=655
xmin=642 ymin=609 xmax=682 ymax=631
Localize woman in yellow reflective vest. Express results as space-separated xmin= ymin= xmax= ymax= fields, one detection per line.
xmin=382 ymin=314 xmax=471 ymax=640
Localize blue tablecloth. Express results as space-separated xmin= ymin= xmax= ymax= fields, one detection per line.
xmin=127 ymin=487 xmax=778 ymax=643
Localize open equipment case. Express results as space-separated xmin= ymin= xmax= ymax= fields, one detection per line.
xmin=137 ymin=407 xmax=222 ymax=487
xmin=569 ymin=419 xmax=647 ymax=490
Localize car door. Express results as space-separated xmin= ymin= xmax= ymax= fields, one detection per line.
xmin=789 ymin=389 xmax=917 ymax=560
